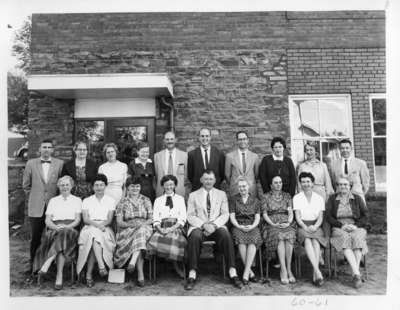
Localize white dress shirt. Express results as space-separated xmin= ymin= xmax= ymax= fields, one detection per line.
xmin=341 ymin=156 xmax=352 ymax=175
xmin=293 ymin=191 xmax=325 ymax=221
xmin=46 ymin=194 xmax=82 ymax=220
xmin=238 ymin=149 xmax=248 ymax=172
xmin=41 ymin=157 xmax=51 ymax=183
xmin=272 ymin=154 xmax=284 ymax=161
xmin=82 ymin=194 xmax=116 ymax=221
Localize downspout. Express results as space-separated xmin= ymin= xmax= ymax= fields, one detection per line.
xmin=160 ymin=96 xmax=175 ymax=132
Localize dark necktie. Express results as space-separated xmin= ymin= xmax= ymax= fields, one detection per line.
xmin=344 ymin=159 xmax=348 ymax=175
xmin=167 ymin=151 xmax=173 ymax=175
xmin=166 ymin=196 xmax=173 ymax=209
xmin=41 ymin=160 xmax=51 ymax=164
xmin=242 ymin=152 xmax=246 ymax=173
xmin=204 ymin=148 xmax=209 ymax=169
xmin=206 ymin=192 xmax=211 ymax=218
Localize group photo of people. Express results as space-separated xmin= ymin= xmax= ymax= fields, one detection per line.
xmin=22 ymin=128 xmax=370 ymax=293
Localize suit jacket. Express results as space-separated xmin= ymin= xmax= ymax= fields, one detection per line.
xmin=329 ymin=157 xmax=370 ymax=200
xmin=22 ymin=157 xmax=64 ymax=217
xmin=61 ymin=158 xmax=99 ymax=184
xmin=154 ymin=148 xmax=188 ymax=198
xmin=188 ymin=146 xmax=225 ymax=192
xmin=325 ymin=193 xmax=369 ymax=229
xmin=187 ymin=187 xmax=229 ymax=236
xmin=225 ymin=149 xmax=259 ymax=197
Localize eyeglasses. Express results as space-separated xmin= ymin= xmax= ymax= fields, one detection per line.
xmin=76 ymin=148 xmax=87 ymax=151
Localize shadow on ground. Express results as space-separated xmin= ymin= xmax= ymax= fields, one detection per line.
xmin=9 ymin=234 xmax=386 ymax=296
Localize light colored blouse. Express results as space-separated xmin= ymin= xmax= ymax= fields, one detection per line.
xmin=46 ymin=194 xmax=82 ymax=220
xmin=98 ymin=161 xmax=128 ymax=188
xmin=153 ymin=193 xmax=187 ymax=227
xmin=293 ymin=191 xmax=325 ymax=221
xmin=82 ymin=194 xmax=116 ymax=221
xmin=297 ymin=159 xmax=333 ymax=200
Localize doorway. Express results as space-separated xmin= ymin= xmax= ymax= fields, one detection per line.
xmin=75 ymin=117 xmax=155 ymax=165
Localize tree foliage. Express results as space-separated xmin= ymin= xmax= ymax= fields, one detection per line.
xmin=11 ymin=16 xmax=31 ymax=72
xmin=9 ymin=17 xmax=31 ymax=134
xmin=8 ymin=73 xmax=29 ymax=134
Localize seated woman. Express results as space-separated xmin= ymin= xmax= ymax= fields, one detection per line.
xmin=261 ymin=175 xmax=296 ymax=284
xmin=76 ymin=174 xmax=117 ymax=287
xmin=293 ymin=172 xmax=327 ymax=286
xmin=229 ymin=177 xmax=262 ymax=285
xmin=326 ymin=176 xmax=369 ymax=289
xmin=114 ymin=176 xmax=153 ymax=287
xmin=33 ymin=176 xmax=81 ymax=290
xmin=147 ymin=175 xmax=187 ymax=278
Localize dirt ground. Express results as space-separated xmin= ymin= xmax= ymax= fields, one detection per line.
xmin=9 ymin=234 xmax=386 ymax=297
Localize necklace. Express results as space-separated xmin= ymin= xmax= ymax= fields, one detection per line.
xmin=271 ymin=191 xmax=283 ymax=202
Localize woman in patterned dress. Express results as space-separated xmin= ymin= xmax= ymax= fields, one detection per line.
xmin=128 ymin=142 xmax=156 ymax=203
xmin=293 ymin=172 xmax=327 ymax=287
xmin=61 ymin=141 xmax=99 ymax=199
xmin=147 ymin=175 xmax=187 ymax=278
xmin=76 ymin=174 xmax=117 ymax=288
xmin=114 ymin=176 xmax=153 ymax=286
xmin=296 ymin=141 xmax=333 ymax=201
xmin=326 ymin=176 xmax=369 ymax=289
xmin=261 ymin=175 xmax=296 ymax=284
xmin=98 ymin=143 xmax=128 ymax=204
xmin=33 ymin=176 xmax=81 ymax=290
xmin=229 ymin=177 xmax=262 ymax=285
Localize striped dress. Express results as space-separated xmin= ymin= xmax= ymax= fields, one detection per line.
xmin=114 ymin=195 xmax=153 ymax=268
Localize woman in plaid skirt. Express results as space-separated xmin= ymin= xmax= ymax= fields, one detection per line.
xmin=326 ymin=176 xmax=369 ymax=289
xmin=147 ymin=175 xmax=187 ymax=278
xmin=114 ymin=176 xmax=153 ymax=286
xmin=33 ymin=175 xmax=82 ymax=290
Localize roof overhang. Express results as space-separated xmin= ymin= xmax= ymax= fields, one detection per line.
xmin=27 ymin=73 xmax=174 ymax=99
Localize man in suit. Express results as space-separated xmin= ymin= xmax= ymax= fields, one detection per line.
xmin=188 ymin=128 xmax=225 ymax=192
xmin=154 ymin=131 xmax=189 ymax=198
xmin=225 ymin=131 xmax=259 ymax=198
xmin=22 ymin=139 xmax=64 ymax=274
xmin=184 ymin=170 xmax=243 ymax=290
xmin=329 ymin=139 xmax=370 ymax=202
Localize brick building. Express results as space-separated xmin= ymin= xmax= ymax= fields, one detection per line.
xmin=26 ymin=11 xmax=386 ymax=194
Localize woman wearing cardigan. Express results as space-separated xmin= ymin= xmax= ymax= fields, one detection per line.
xmin=326 ymin=176 xmax=369 ymax=289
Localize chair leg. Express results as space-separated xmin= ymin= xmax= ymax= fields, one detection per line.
xmin=333 ymin=248 xmax=338 ymax=278
xmin=258 ymin=249 xmax=263 ymax=278
xmin=182 ymin=262 xmax=186 ymax=281
xmin=71 ymin=261 xmax=75 ymax=284
xmin=153 ymin=256 xmax=157 ymax=282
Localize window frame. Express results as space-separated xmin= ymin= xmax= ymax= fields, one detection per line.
xmin=369 ymin=93 xmax=387 ymax=192
xmin=288 ymin=94 xmax=353 ymax=167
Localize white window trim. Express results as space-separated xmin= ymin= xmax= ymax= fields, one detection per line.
xmin=288 ymin=94 xmax=353 ymax=166
xmin=369 ymin=93 xmax=386 ymax=192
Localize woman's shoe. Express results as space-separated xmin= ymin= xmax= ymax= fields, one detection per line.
xmin=54 ymin=282 xmax=63 ymax=290
xmin=37 ymin=270 xmax=46 ymax=285
xmin=99 ymin=268 xmax=108 ymax=277
xmin=137 ymin=279 xmax=145 ymax=287
xmin=288 ymin=276 xmax=296 ymax=284
xmin=280 ymin=277 xmax=289 ymax=285
xmin=353 ymin=275 xmax=362 ymax=289
xmin=242 ymin=278 xmax=249 ymax=285
xmin=249 ymin=275 xmax=259 ymax=283
xmin=86 ymin=278 xmax=95 ymax=288
xmin=314 ymin=277 xmax=324 ymax=287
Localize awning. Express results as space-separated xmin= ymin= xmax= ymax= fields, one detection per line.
xmin=27 ymin=73 xmax=174 ymax=99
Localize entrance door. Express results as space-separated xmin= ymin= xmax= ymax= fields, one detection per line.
xmin=106 ymin=118 xmax=155 ymax=165
xmin=75 ymin=117 xmax=155 ymax=165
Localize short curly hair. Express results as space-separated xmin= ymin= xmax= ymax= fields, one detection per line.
xmin=271 ymin=137 xmax=286 ymax=149
xmin=92 ymin=173 xmax=108 ymax=186
xmin=298 ymin=171 xmax=315 ymax=183
xmin=160 ymin=174 xmax=178 ymax=186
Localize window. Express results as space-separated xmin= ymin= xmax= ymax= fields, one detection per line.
xmin=288 ymin=94 xmax=353 ymax=167
xmin=370 ymin=94 xmax=386 ymax=192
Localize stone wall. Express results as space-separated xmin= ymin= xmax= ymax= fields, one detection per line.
xmin=287 ymin=48 xmax=386 ymax=191
xmin=8 ymin=162 xmax=26 ymax=223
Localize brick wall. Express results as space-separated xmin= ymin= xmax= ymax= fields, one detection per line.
xmin=287 ymin=48 xmax=386 ymax=191
xmin=28 ymin=92 xmax=75 ymax=159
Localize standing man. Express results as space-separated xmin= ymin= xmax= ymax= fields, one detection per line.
xmin=184 ymin=170 xmax=243 ymax=290
xmin=225 ymin=131 xmax=259 ymax=197
xmin=154 ymin=131 xmax=189 ymax=198
xmin=188 ymin=128 xmax=225 ymax=192
xmin=22 ymin=139 xmax=64 ymax=274
xmin=329 ymin=139 xmax=370 ymax=202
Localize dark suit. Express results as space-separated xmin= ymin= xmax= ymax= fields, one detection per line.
xmin=61 ymin=158 xmax=99 ymax=185
xmin=188 ymin=146 xmax=225 ymax=192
